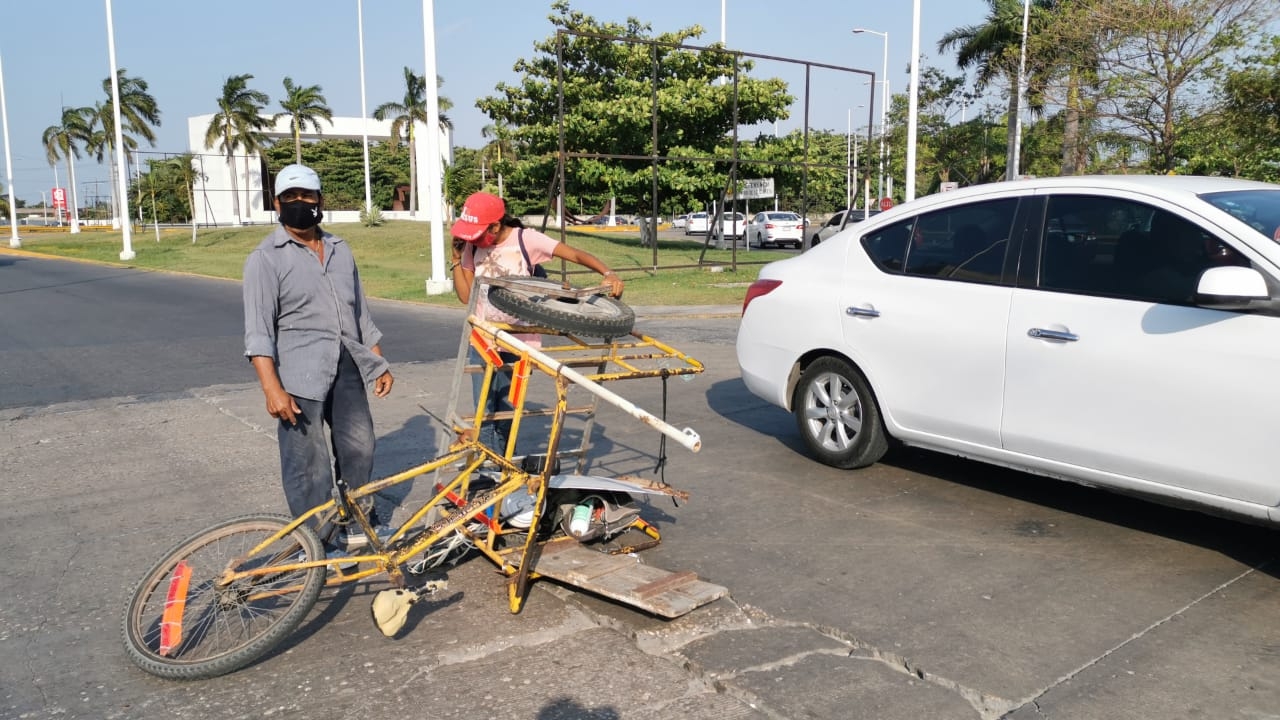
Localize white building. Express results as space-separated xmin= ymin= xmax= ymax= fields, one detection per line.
xmin=185 ymin=114 xmax=451 ymax=225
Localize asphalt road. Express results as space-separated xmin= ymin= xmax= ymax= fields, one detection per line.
xmin=3 ymin=251 xmax=1279 ymax=720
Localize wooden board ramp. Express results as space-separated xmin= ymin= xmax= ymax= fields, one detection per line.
xmin=522 ymin=538 xmax=728 ymax=618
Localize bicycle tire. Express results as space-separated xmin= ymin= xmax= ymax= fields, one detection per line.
xmin=488 ymin=278 xmax=635 ymax=337
xmin=122 ymin=514 xmax=325 ymax=680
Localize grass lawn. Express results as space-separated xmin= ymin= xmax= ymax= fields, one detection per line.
xmin=12 ymin=222 xmax=769 ymax=307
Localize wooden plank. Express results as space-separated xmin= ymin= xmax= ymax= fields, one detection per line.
xmin=522 ymin=542 xmax=727 ymax=618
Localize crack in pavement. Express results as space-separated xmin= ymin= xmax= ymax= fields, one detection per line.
xmin=1005 ymin=562 xmax=1272 ymax=718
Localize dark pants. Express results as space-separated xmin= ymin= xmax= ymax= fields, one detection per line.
xmin=468 ymin=346 xmax=516 ymax=453
xmin=277 ymin=348 xmax=376 ymax=532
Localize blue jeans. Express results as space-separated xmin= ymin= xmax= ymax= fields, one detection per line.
xmin=468 ymin=346 xmax=516 ymax=454
xmin=277 ymin=348 xmax=377 ymax=533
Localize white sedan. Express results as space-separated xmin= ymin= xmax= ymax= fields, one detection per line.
xmin=685 ymin=211 xmax=709 ymax=235
xmin=737 ymin=175 xmax=1280 ymax=527
xmin=748 ymin=211 xmax=804 ymax=249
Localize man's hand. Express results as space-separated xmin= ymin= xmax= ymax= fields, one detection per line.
xmin=374 ymin=370 xmax=394 ymax=398
xmin=264 ymin=386 xmax=301 ymax=425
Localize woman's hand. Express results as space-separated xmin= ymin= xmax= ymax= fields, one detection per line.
xmin=601 ymin=271 xmax=624 ymax=298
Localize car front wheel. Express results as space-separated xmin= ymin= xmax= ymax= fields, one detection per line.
xmin=792 ymin=356 xmax=888 ymax=469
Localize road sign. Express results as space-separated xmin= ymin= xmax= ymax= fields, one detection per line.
xmin=940 ymin=182 xmax=959 ymax=192
xmin=879 ymin=197 xmax=894 ymax=211
xmin=738 ymin=178 xmax=775 ymax=200
xmin=51 ymin=187 xmax=67 ymax=210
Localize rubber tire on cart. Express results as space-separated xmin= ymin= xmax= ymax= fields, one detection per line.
xmin=489 ymin=277 xmax=636 ymax=337
xmin=792 ymin=356 xmax=889 ymax=469
xmin=122 ymin=514 xmax=326 ymax=680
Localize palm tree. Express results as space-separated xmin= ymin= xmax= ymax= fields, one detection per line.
xmin=373 ymin=68 xmax=453 ymax=215
xmin=204 ymin=74 xmax=271 ymax=224
xmin=480 ymin=120 xmax=516 ymax=197
xmin=274 ymin=77 xmax=333 ymax=163
xmin=937 ymin=0 xmax=1054 ymax=180
xmin=41 ymin=106 xmax=94 ymax=233
xmin=374 ymin=67 xmax=426 ymax=215
xmin=88 ymin=69 xmax=161 ymax=228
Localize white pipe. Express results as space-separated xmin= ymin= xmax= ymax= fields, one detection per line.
xmin=1010 ymin=0 xmax=1031 ymax=181
xmin=105 ymin=0 xmax=134 ymax=260
xmin=357 ymin=0 xmax=373 ymax=213
xmin=0 ymin=51 xmax=19 ymax=247
xmin=905 ymin=0 xmax=921 ymax=202
xmin=472 ymin=317 xmax=703 ymax=453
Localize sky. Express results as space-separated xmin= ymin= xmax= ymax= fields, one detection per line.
xmin=0 ymin=0 xmax=993 ymax=205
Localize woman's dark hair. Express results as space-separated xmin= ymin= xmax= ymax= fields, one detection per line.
xmin=499 ymin=214 xmax=525 ymax=229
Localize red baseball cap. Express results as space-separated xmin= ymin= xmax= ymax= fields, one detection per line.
xmin=451 ymin=192 xmax=505 ymax=241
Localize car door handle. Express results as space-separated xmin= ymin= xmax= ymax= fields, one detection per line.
xmin=1027 ymin=327 xmax=1078 ymax=342
xmin=846 ymin=306 xmax=881 ymax=318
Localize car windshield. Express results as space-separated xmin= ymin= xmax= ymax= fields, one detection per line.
xmin=766 ymin=213 xmax=800 ymax=221
xmin=1199 ymin=189 xmax=1280 ymax=243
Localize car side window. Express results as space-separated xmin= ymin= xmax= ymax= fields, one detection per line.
xmin=1039 ymin=195 xmax=1250 ymax=305
xmin=862 ymin=220 xmax=911 ymax=273
xmin=901 ymin=198 xmax=1018 ymax=284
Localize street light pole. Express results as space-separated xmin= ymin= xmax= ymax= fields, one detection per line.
xmin=421 ymin=0 xmax=448 ymax=295
xmin=852 ymin=28 xmax=888 ymax=202
xmin=105 ymin=0 xmax=134 ymax=260
xmin=905 ymin=0 xmax=921 ymax=202
xmin=357 ymin=0 xmax=373 ymax=214
xmin=0 ymin=50 xmax=20 ymax=247
xmin=1010 ymin=0 xmax=1031 ymax=181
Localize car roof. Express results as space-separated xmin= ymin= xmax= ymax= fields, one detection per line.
xmin=866 ymin=175 xmax=1278 ymax=226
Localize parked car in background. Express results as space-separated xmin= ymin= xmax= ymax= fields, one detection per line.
xmin=719 ymin=212 xmax=747 ymax=240
xmin=748 ymin=211 xmax=804 ymax=249
xmin=737 ymin=174 xmax=1280 ymax=528
xmin=811 ymin=208 xmax=879 ymax=246
xmin=672 ymin=214 xmax=688 ymax=229
xmin=685 ymin=211 xmax=709 ymax=235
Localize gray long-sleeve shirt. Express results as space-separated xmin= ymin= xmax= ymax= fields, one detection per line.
xmin=243 ymin=226 xmax=388 ymax=401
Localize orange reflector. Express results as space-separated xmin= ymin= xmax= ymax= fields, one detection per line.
xmin=469 ymin=329 xmax=504 ymax=368
xmin=508 ymin=357 xmax=531 ymax=405
xmin=158 ymin=558 xmax=192 ymax=653
xmin=159 ymin=560 xmax=193 ymax=657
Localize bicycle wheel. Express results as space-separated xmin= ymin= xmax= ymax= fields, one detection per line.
xmin=122 ymin=514 xmax=325 ymax=680
xmin=488 ymin=278 xmax=635 ymax=337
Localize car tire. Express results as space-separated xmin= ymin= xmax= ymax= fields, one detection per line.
xmin=792 ymin=356 xmax=888 ymax=469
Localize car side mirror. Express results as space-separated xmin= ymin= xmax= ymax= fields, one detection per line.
xmin=1194 ymin=266 xmax=1270 ymax=310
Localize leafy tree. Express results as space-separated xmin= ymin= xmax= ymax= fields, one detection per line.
xmin=87 ymin=69 xmax=161 ymax=226
xmin=938 ymin=0 xmax=1057 ymax=179
xmin=261 ymin=137 xmax=415 ymax=211
xmin=1074 ymin=0 xmax=1277 ymax=173
xmin=1217 ymin=35 xmax=1280 ymax=182
xmin=41 ymin=106 xmax=94 ymax=230
xmin=274 ymin=77 xmax=333 ymax=163
xmin=373 ymin=68 xmax=453 ymax=216
xmin=204 ymin=74 xmax=271 ymax=224
xmin=476 ymin=1 xmax=793 ymax=218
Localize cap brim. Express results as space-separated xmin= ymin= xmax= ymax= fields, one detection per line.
xmin=450 ymin=219 xmax=487 ymax=241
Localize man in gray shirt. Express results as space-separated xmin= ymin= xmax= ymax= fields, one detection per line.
xmin=243 ymin=164 xmax=394 ymax=551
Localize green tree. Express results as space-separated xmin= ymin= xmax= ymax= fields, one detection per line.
xmin=87 ymin=69 xmax=161 ymax=226
xmin=476 ymin=1 xmax=792 ymax=218
xmin=204 ymin=74 xmax=271 ymax=224
xmin=41 ymin=106 xmax=94 ymax=231
xmin=1078 ymin=0 xmax=1276 ymax=173
xmin=373 ymin=68 xmax=453 ymax=216
xmin=937 ymin=0 xmax=1057 ymax=179
xmin=274 ymin=77 xmax=333 ymax=164
xmin=374 ymin=67 xmax=425 ymax=215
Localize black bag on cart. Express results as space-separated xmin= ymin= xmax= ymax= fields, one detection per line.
xmin=552 ymin=490 xmax=641 ymax=542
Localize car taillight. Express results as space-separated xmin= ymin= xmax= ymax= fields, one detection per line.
xmin=742 ymin=279 xmax=783 ymax=315
xmin=764 ymin=223 xmax=776 ymax=229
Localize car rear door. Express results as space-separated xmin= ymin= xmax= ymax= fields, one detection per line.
xmin=1001 ymin=191 xmax=1280 ymax=507
xmin=841 ymin=196 xmax=1024 ymax=448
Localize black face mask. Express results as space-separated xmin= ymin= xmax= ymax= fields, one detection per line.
xmin=279 ymin=199 xmax=322 ymax=230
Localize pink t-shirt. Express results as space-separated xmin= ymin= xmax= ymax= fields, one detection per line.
xmin=461 ymin=227 xmax=559 ymax=346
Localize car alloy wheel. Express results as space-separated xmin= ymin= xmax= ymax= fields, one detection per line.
xmin=792 ymin=356 xmax=888 ymax=469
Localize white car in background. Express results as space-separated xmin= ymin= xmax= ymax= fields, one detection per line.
xmin=748 ymin=211 xmax=804 ymax=249
xmin=672 ymin=214 xmax=688 ymax=230
xmin=737 ymin=175 xmax=1280 ymax=527
xmin=685 ymin=212 xmax=709 ymax=235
